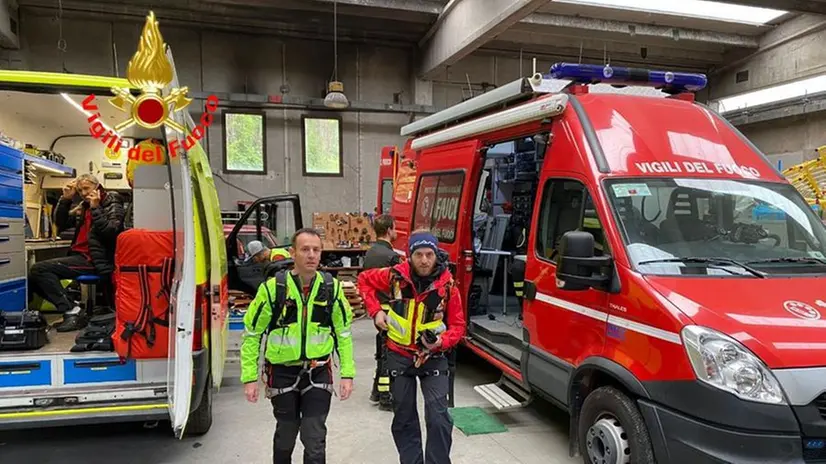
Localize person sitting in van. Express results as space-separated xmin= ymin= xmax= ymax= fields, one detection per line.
xmin=29 ymin=174 xmax=126 ymax=332
xmin=246 ymin=240 xmax=291 ymax=263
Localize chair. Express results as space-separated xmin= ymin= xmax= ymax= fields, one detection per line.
xmin=74 ymin=275 xmax=101 ymax=313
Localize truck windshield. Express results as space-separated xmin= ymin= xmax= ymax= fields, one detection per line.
xmin=605 ymin=178 xmax=826 ymax=276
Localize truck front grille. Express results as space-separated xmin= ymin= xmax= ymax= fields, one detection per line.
xmin=815 ymin=393 xmax=826 ymax=420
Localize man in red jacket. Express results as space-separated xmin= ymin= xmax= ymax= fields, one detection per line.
xmin=358 ymin=229 xmax=466 ymax=464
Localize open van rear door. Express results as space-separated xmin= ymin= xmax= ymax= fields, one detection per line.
xmin=411 ymin=139 xmax=484 ymax=293
xmin=164 ymin=48 xmax=197 ymax=438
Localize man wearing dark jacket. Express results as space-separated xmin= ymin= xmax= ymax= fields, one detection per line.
xmin=29 ymin=174 xmax=125 ymax=332
xmin=363 ymin=214 xmax=401 ymax=410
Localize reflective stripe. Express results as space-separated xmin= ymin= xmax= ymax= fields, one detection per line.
xmin=535 ymin=291 xmax=682 ymax=345
xmin=269 ymin=335 xmax=300 ymax=347
xmin=513 ymin=282 xmax=524 ymax=288
xmin=339 ymin=331 xmax=352 ymax=338
xmin=378 ymin=385 xmax=390 ymax=392
xmin=309 ymin=333 xmax=331 ymax=345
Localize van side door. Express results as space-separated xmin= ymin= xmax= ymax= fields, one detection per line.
xmin=410 ymin=139 xmax=484 ymax=293
xmin=523 ymin=178 xmax=610 ymax=404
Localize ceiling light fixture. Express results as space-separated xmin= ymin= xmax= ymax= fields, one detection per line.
xmin=324 ymin=0 xmax=349 ymax=109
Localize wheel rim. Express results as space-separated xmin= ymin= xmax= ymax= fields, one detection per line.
xmin=585 ymin=416 xmax=630 ymax=464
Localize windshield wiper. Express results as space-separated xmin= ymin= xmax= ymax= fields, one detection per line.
xmin=637 ymin=257 xmax=766 ymax=278
xmin=745 ymin=257 xmax=826 ymax=265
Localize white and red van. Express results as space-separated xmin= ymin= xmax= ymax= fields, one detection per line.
xmin=382 ymin=63 xmax=826 ymax=463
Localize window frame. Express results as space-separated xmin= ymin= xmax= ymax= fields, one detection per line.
xmin=534 ymin=177 xmax=610 ymax=265
xmin=411 ymin=170 xmax=466 ymax=244
xmin=221 ymin=109 xmax=267 ymax=175
xmin=301 ymin=114 xmax=344 ymax=178
xmin=380 ymin=178 xmax=393 ymax=214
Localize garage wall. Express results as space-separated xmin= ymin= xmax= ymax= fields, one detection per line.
xmin=740 ymin=113 xmax=826 ymax=169
xmin=4 ymin=9 xmax=413 ymax=224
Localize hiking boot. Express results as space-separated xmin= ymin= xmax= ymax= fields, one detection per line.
xmin=379 ymin=393 xmax=393 ymax=411
xmin=54 ymin=313 xmax=88 ymax=332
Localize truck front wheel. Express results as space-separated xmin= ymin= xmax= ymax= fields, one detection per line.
xmin=578 ymin=386 xmax=654 ymax=464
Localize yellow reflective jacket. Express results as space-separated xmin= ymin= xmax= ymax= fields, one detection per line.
xmin=240 ymin=270 xmax=355 ymax=383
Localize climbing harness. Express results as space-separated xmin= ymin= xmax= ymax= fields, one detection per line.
xmin=265 ymin=358 xmax=336 ymax=398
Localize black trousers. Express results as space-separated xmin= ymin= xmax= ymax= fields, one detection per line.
xmin=269 ymin=363 xmax=333 ymax=464
xmin=387 ymin=350 xmax=453 ymax=464
xmin=371 ymin=332 xmax=392 ymax=404
xmin=28 ymin=254 xmax=94 ymax=313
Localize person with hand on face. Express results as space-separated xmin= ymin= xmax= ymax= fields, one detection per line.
xmin=240 ymin=228 xmax=355 ymax=464
xmin=358 ymin=229 xmax=466 ymax=464
xmin=29 ymin=173 xmax=125 ymax=331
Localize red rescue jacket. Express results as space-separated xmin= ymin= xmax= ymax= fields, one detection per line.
xmin=358 ymin=260 xmax=466 ymax=358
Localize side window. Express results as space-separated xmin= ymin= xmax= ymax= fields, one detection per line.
xmin=535 ymin=179 xmax=608 ymax=262
xmin=413 ymin=171 xmax=464 ymax=243
xmin=381 ymin=179 xmax=393 ymax=214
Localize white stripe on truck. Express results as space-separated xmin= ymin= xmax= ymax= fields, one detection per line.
xmin=535 ymin=292 xmax=682 ymax=345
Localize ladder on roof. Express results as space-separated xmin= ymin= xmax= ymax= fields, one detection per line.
xmin=783 ymin=145 xmax=826 ymax=216
xmin=400 ymin=75 xmax=567 ymax=139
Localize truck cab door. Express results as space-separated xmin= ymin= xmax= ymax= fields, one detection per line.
xmin=410 ymin=139 xmax=484 ymax=296
xmin=377 ymin=146 xmax=397 ymax=214
xmin=226 ymin=195 xmax=303 ymax=296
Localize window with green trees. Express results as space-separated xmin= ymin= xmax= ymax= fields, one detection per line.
xmin=302 ymin=116 xmax=342 ymax=176
xmin=223 ymin=112 xmax=266 ymax=173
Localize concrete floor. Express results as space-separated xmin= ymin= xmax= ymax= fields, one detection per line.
xmin=0 ymin=319 xmax=578 ymax=464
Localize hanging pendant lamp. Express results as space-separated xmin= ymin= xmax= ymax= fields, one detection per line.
xmin=324 ymin=0 xmax=349 ymax=109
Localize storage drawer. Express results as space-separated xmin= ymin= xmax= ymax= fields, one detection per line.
xmin=0 ymin=234 xmax=24 ymax=254
xmin=0 ymin=360 xmax=51 ymax=388
xmin=0 ymin=170 xmax=22 ymax=190
xmin=0 ymin=205 xmax=23 ymax=220
xmin=0 ymin=252 xmax=26 ymax=281
xmin=229 ymin=316 xmax=244 ymax=331
xmin=63 ymin=357 xmax=137 ymax=385
xmin=0 ymin=184 xmax=22 ymax=206
xmin=0 ymin=146 xmax=23 ymax=175
xmin=0 ymin=278 xmax=26 ymax=312
xmin=0 ymin=219 xmax=25 ymax=236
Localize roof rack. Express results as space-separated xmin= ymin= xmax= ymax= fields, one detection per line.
xmin=400 ymin=75 xmax=562 ymax=138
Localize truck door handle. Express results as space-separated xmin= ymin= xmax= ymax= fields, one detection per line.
xmin=524 ymin=280 xmax=537 ymax=301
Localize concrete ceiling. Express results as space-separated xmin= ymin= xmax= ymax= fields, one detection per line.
xmin=17 ymin=0 xmax=807 ymax=76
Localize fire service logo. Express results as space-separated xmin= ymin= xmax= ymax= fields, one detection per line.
xmin=81 ymin=11 xmax=218 ymax=158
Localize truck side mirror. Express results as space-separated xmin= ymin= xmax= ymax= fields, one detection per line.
xmin=556 ymin=231 xmax=613 ymax=291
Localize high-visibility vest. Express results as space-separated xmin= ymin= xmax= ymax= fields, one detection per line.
xmin=381 ymin=270 xmax=449 ymax=348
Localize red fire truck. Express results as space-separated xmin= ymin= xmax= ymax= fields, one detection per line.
xmin=380 ymin=63 xmax=826 ymax=463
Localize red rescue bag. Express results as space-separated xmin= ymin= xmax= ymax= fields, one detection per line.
xmin=113 ymin=229 xmax=175 ymax=359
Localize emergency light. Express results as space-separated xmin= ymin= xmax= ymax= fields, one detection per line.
xmin=548 ymin=63 xmax=708 ymax=93
xmin=410 ymin=94 xmax=568 ymax=151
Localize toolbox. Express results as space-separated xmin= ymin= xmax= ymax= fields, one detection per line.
xmin=0 ymin=310 xmax=48 ymax=351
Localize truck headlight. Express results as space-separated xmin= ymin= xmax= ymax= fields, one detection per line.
xmin=681 ymin=325 xmax=786 ymax=405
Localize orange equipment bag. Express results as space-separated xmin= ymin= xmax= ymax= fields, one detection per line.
xmin=113 ymin=229 xmax=175 ymax=359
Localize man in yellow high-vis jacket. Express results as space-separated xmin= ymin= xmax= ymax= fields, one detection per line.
xmin=241 ymin=228 xmax=355 ymax=464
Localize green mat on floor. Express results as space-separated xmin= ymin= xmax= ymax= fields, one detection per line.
xmin=449 ymin=407 xmax=508 ymax=436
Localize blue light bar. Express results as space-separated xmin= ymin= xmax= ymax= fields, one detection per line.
xmin=548 ymin=62 xmax=708 ymax=93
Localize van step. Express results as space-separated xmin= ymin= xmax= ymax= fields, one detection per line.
xmin=473 ymin=377 xmax=531 ymax=411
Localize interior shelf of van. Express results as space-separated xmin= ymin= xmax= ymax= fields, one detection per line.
xmin=23 ymin=153 xmax=75 ymax=177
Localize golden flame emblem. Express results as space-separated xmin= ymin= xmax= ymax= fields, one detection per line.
xmin=109 ymin=11 xmax=191 ymax=133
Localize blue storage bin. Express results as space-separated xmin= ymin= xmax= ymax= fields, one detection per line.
xmin=229 ymin=316 xmax=244 ymax=331
xmin=0 ymin=169 xmax=22 ymax=190
xmin=63 ymin=357 xmax=137 ymax=385
xmin=753 ymin=204 xmax=785 ymax=221
xmin=0 ymin=360 xmax=51 ymax=388
xmin=0 ymin=278 xmax=26 ymax=312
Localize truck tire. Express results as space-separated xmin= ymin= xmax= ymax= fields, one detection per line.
xmin=578 ymin=386 xmax=655 ymax=464
xmin=184 ymin=374 xmax=213 ymax=437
